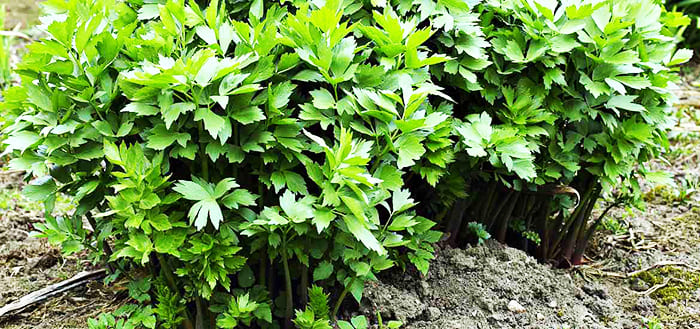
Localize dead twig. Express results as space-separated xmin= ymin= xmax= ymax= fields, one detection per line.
xmin=636 ymin=278 xmax=670 ymax=296
xmin=0 ymin=269 xmax=106 ymax=318
xmin=577 ymin=260 xmax=700 ymax=279
xmin=627 ymin=261 xmax=700 ymax=277
xmin=0 ymin=30 xmax=32 ymax=41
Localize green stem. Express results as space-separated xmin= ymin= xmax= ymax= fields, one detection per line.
xmin=195 ymin=296 xmax=205 ymax=329
xmin=496 ymin=191 xmax=521 ymax=242
xmin=258 ymin=252 xmax=266 ymax=288
xmin=300 ymin=264 xmax=309 ymax=305
xmin=157 ymin=254 xmax=194 ymax=329
xmin=198 ymin=123 xmax=209 ymax=181
xmin=281 ymin=239 xmax=293 ymax=329
xmin=332 ymin=277 xmax=355 ymax=321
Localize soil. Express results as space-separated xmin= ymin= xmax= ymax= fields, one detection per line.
xmin=362 ymin=243 xmax=623 ymax=329
xmin=0 ymin=170 xmax=121 ymax=329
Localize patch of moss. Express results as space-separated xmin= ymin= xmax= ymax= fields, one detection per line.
xmin=636 ymin=266 xmax=700 ymax=305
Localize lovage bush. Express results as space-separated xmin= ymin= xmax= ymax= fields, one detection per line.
xmin=437 ymin=0 xmax=691 ymax=265
xmin=0 ymin=0 xmax=691 ymax=327
xmin=1 ymin=0 xmax=465 ymax=327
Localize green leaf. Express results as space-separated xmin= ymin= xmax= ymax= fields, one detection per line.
xmin=154 ymin=230 xmax=187 ymax=257
xmin=503 ymin=40 xmax=524 ymax=62
xmin=312 ymin=208 xmax=334 ymax=233
xmin=4 ymin=131 xmax=40 ymax=153
xmin=139 ymin=193 xmax=161 ymax=210
xmin=148 ymin=214 xmax=172 ymax=231
xmin=269 ymin=81 xmax=296 ymax=109
xmin=232 ymin=106 xmax=265 ymax=124
xmin=122 ymin=102 xmax=159 ymax=116
xmin=146 ymin=125 xmax=191 ymax=150
xmin=310 ymin=89 xmax=335 ymax=109
xmin=250 ymin=0 xmax=263 ymax=20
xmin=163 ymin=102 xmax=196 ymax=129
xmin=313 ymin=261 xmax=333 ymax=281
xmin=395 ymin=135 xmax=425 ymax=169
xmin=23 ymin=177 xmax=57 ymax=202
xmin=606 ymin=95 xmax=646 ymax=112
xmin=668 ymin=48 xmax=693 ymax=66
xmin=343 ymin=215 xmax=385 ymax=255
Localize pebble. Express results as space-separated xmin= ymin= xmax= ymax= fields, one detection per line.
xmin=427 ymin=306 xmax=442 ymax=320
xmin=507 ymin=300 xmax=526 ymax=313
xmin=536 ymin=313 xmax=545 ymax=321
xmin=548 ymin=300 xmax=558 ymax=308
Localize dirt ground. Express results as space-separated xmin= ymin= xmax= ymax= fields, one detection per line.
xmin=362 ymin=243 xmax=624 ymax=329
xmin=0 ymin=170 xmax=120 ymax=329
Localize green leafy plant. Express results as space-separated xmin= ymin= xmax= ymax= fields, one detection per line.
xmin=3 ymin=0 xmax=449 ymax=327
xmin=2 ymin=0 xmax=690 ymax=327
xmin=665 ymin=0 xmax=700 ymax=49
xmin=438 ymin=0 xmax=691 ymax=266
xmin=467 ymin=221 xmax=490 ymax=245
xmin=293 ymin=286 xmax=333 ymax=329
xmin=642 ymin=317 xmax=664 ymax=329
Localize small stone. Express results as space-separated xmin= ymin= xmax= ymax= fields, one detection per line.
xmin=507 ymin=300 xmax=526 ymax=313
xmin=536 ymin=313 xmax=545 ymax=321
xmin=630 ymin=278 xmax=650 ymax=292
xmin=419 ymin=281 xmax=431 ymax=296
xmin=548 ymin=300 xmax=558 ymax=308
xmin=427 ymin=306 xmax=442 ymax=320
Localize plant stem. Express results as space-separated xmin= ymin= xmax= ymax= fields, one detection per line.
xmin=195 ymin=296 xmax=205 ymax=329
xmin=258 ymin=252 xmax=266 ymax=288
xmin=281 ymin=239 xmax=293 ymax=329
xmin=85 ymin=212 xmax=115 ymax=272
xmin=496 ymin=191 xmax=520 ymax=242
xmin=332 ymin=277 xmax=356 ymax=321
xmin=300 ymin=263 xmax=309 ymax=305
xmin=486 ymin=189 xmax=514 ymax=231
xmin=445 ymin=198 xmax=468 ymax=245
xmin=198 ymin=123 xmax=209 ymax=181
xmin=157 ymin=254 xmax=194 ymax=329
xmin=480 ymin=183 xmax=498 ymax=220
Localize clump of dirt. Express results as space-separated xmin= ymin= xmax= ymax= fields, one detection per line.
xmin=362 ymin=242 xmax=624 ymax=329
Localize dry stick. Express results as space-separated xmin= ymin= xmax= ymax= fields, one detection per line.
xmin=581 ymin=261 xmax=700 ymax=279
xmin=0 ymin=30 xmax=32 ymax=41
xmin=0 ymin=269 xmax=106 ymax=318
xmin=637 ymin=278 xmax=670 ymax=296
